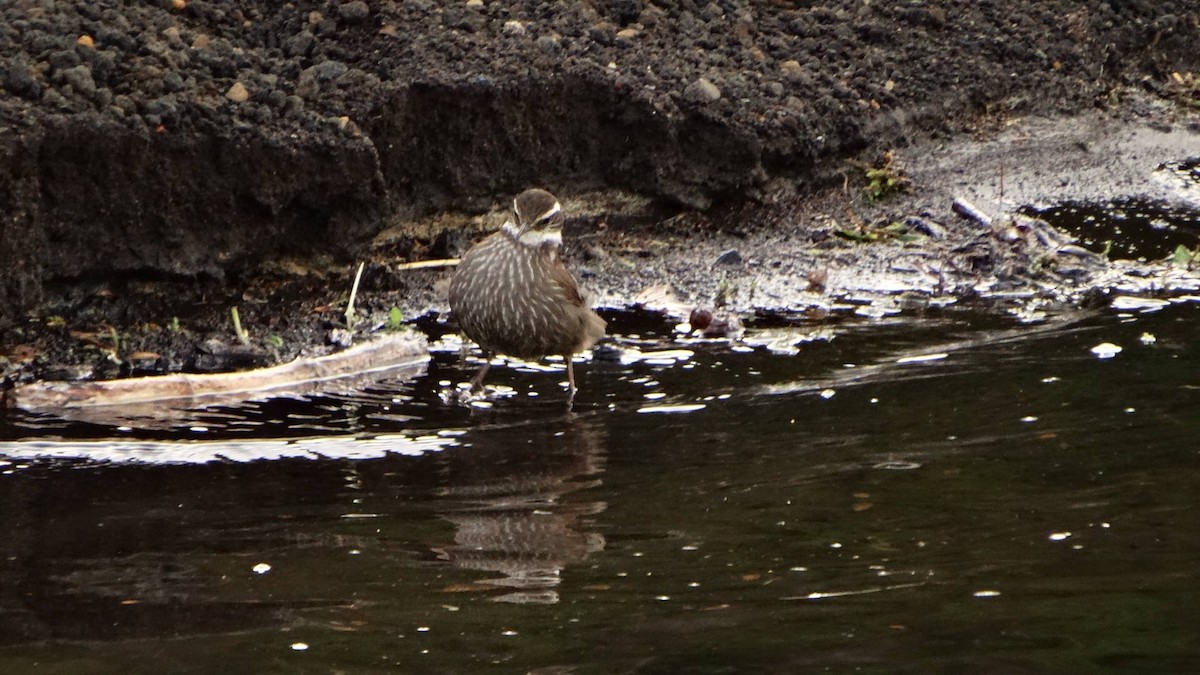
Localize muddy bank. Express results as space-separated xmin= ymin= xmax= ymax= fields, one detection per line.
xmin=4 ymin=0 xmax=1200 ymax=304
xmin=1 ymin=1 xmax=1199 ymax=387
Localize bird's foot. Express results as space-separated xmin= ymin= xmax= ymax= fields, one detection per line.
xmin=441 ymin=382 xmax=521 ymax=407
xmin=440 ymin=383 xmax=486 ymax=406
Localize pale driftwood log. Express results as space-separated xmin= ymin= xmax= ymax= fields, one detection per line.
xmin=10 ymin=333 xmax=429 ymax=412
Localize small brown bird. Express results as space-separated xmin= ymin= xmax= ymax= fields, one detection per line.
xmin=449 ymin=189 xmax=606 ymax=401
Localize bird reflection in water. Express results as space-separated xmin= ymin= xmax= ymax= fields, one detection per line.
xmin=430 ymin=417 xmax=606 ymax=604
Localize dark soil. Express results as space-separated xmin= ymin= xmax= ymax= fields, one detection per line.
xmin=2 ymin=0 xmax=1199 ymax=388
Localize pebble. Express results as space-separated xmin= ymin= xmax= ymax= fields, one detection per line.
xmin=59 ymin=64 xmax=96 ymax=98
xmin=714 ymin=249 xmax=743 ymax=265
xmin=284 ymin=30 xmax=316 ymax=57
xmin=42 ymin=88 xmax=69 ymax=109
xmin=702 ymin=2 xmax=725 ymax=20
xmin=163 ymin=71 xmax=185 ymax=92
xmin=145 ymin=94 xmax=178 ymax=121
xmin=282 ymin=94 xmax=305 ymax=117
xmin=683 ymin=77 xmax=721 ymax=103
xmin=48 ymin=49 xmax=81 ymax=71
xmin=312 ymin=59 xmax=348 ymax=81
xmin=337 ymin=1 xmax=370 ymax=22
xmin=226 ymin=81 xmax=249 ymax=102
xmin=4 ymin=62 xmax=41 ymax=99
xmin=780 ymin=59 xmax=805 ymax=82
xmin=295 ymin=68 xmax=320 ymax=99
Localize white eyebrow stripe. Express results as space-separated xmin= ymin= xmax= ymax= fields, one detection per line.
xmin=540 ymin=201 xmax=561 ymax=220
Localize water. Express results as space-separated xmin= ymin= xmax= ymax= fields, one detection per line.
xmin=1025 ymin=197 xmax=1200 ymax=260
xmin=0 ymin=291 xmax=1196 ymax=673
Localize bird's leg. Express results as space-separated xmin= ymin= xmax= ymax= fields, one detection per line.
xmin=468 ymin=355 xmax=492 ymax=392
xmin=565 ymin=355 xmax=577 ymax=405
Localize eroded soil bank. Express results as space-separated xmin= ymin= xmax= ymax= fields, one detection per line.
xmin=1 ymin=0 xmax=1199 ymax=386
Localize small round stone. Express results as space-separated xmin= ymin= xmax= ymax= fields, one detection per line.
xmin=683 ymin=77 xmax=721 ymax=103
xmin=226 ymin=81 xmax=249 ymax=102
xmin=337 ymin=1 xmax=369 ymax=22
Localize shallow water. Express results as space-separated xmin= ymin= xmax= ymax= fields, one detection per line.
xmin=1027 ymin=197 xmax=1200 ymax=259
xmin=0 ymin=292 xmax=1197 ymax=673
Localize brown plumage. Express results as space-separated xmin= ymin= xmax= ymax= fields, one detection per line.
xmin=449 ymin=189 xmax=606 ymax=400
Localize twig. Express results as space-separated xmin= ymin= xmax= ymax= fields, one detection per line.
xmin=345 ymin=261 xmax=366 ymax=329
xmin=392 ymin=258 xmax=460 ymax=271
xmin=951 ymin=198 xmax=994 ymax=227
xmin=231 ymin=306 xmax=249 ymax=345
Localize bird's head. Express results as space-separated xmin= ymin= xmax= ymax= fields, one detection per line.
xmin=505 ymin=188 xmax=564 ymax=247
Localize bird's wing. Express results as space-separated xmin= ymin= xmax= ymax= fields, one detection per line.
xmin=547 ymin=250 xmax=586 ymax=307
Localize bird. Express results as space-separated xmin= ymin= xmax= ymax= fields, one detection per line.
xmin=448 ymin=188 xmax=606 ymax=402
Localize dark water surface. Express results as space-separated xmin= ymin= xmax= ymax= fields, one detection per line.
xmin=0 ymin=296 xmax=1197 ymax=674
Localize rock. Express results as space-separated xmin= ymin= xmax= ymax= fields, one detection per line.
xmin=443 ymin=5 xmax=484 ymax=32
xmin=4 ymin=62 xmax=41 ymax=99
xmin=701 ymin=2 xmax=725 ymax=21
xmin=266 ymin=88 xmax=287 ymax=109
xmin=639 ymin=5 xmax=665 ymax=26
xmin=41 ymin=87 xmax=69 ymax=109
xmin=337 ymin=1 xmax=370 ymax=22
xmin=226 ymin=81 xmax=250 ymax=102
xmin=48 ymin=49 xmax=81 ymax=72
xmin=144 ymin=94 xmax=178 ymax=122
xmin=162 ymin=70 xmax=185 ymax=92
xmin=283 ymin=30 xmax=316 ymax=57
xmin=112 ymin=94 xmax=136 ymax=114
xmin=714 ymin=249 xmax=743 ymax=265
xmin=59 ymin=64 xmax=96 ymax=98
xmin=312 ymin=59 xmax=348 ymax=81
xmin=780 ymin=59 xmax=804 ymax=81
xmin=282 ymin=94 xmax=305 ymax=117
xmin=589 ymin=23 xmax=616 ymax=45
xmin=295 ymin=68 xmax=320 ymax=99
xmin=684 ymin=77 xmax=721 ymax=103
xmin=502 ymin=20 xmax=526 ymax=36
